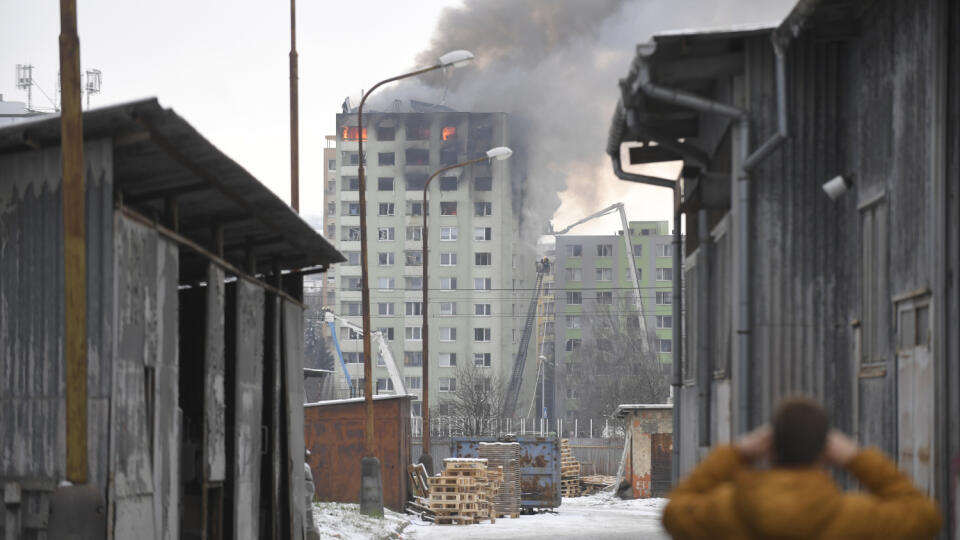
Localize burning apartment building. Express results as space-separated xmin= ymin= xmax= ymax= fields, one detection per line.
xmin=324 ymin=101 xmax=538 ymax=425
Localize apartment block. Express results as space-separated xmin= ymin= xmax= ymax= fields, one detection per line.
xmin=552 ymin=220 xmax=675 ymax=419
xmin=328 ymin=109 xmax=534 ymax=418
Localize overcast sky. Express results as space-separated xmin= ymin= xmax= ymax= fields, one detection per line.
xmin=1 ymin=1 xmax=791 ymax=236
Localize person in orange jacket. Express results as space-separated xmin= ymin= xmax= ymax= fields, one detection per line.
xmin=662 ymin=397 xmax=941 ymax=539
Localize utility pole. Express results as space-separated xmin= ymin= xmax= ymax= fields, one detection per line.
xmin=289 ymin=0 xmax=299 ymax=212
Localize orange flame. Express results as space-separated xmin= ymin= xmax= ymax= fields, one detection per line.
xmin=341 ymin=126 xmax=367 ymax=141
xmin=442 ymin=126 xmax=456 ymax=141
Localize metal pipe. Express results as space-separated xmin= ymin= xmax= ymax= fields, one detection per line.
xmin=59 ymin=0 xmax=87 ymax=484
xmin=697 ymin=208 xmax=711 ymax=446
xmin=609 ymin=155 xmax=676 ymax=188
xmin=742 ymin=44 xmax=788 ymax=172
xmin=735 ymin=120 xmax=751 ymax=434
xmin=671 ymin=182 xmax=683 ymax=485
xmin=289 ymin=0 xmax=299 ymax=212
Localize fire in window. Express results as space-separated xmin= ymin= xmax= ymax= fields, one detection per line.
xmin=341 ymin=125 xmax=367 ymax=141
xmin=442 ymin=126 xmax=457 ymax=140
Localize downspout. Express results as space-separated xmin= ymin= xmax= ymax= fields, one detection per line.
xmin=671 ymin=179 xmax=683 ymax=485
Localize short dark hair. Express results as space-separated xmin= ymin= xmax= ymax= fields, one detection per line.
xmin=771 ymin=397 xmax=829 ymax=467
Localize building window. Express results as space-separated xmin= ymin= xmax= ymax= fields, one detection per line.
xmin=343 ymin=302 xmax=362 ymax=316
xmin=473 ymin=352 xmax=492 ymax=367
xmin=655 ymin=291 xmax=672 ymax=305
xmin=439 ymin=377 xmax=457 ymax=392
xmin=325 ymin=223 xmax=335 ymax=237
xmin=340 ymin=126 xmax=366 ymax=141
xmin=328 ymin=159 xmax=336 ymax=170
xmin=406 ymin=174 xmax=427 ymax=190
xmin=565 ymin=244 xmax=582 ymax=257
xmin=440 ymin=202 xmax=457 ymax=216
xmin=377 ymin=227 xmax=395 ymax=241
xmin=597 ymin=244 xmax=613 ymax=257
xmin=475 ymin=177 xmax=493 ymax=191
xmin=860 ymin=198 xmax=889 ymax=365
xmin=341 ymin=151 xmax=363 ymax=165
xmin=656 ymin=268 xmax=673 ymax=281
xmin=405 ymin=302 xmax=423 ymax=316
xmin=405 ymin=327 xmax=422 ymax=341
xmin=440 ymin=277 xmax=457 ymax=290
xmin=596 ymin=268 xmax=613 ymax=281
xmin=378 ymin=203 xmax=395 ymax=216
xmin=474 ymin=227 xmax=492 ymax=241
xmin=566 ymin=316 xmax=581 ymax=328
xmin=657 ymin=244 xmax=672 ymax=257
xmin=343 ymin=177 xmax=360 ymax=191
xmin=475 ymin=202 xmax=492 ymax=216
xmin=564 ymin=268 xmax=582 ymax=281
xmin=344 ymin=352 xmax=364 ymax=364
xmin=408 ymin=202 xmax=424 ymax=216
xmin=439 ymin=353 xmax=457 ymax=367
xmin=343 ymin=277 xmax=361 ymax=291
xmin=642 ymin=229 xmax=651 ymax=236
xmin=440 ymin=327 xmax=457 ymax=342
xmin=405 ymin=277 xmax=423 ymax=290
xmin=327 ymin=201 xmax=336 ymax=215
xmin=474 ymin=278 xmax=492 ymax=290
xmin=345 ymin=252 xmax=361 ymax=265
xmin=376 ymin=327 xmax=395 ymax=341
xmin=656 ymin=315 xmax=673 ymax=329
xmin=596 ymin=291 xmax=613 ymax=305
xmin=404 ymin=352 xmax=422 ymax=367
xmin=405 ymin=250 xmax=423 ymax=266
xmin=406 ymin=119 xmax=430 ymax=140
xmin=377 ymin=126 xmax=395 ymax=141
xmin=658 ymin=339 xmax=673 ymax=353
xmin=376 ymin=378 xmax=394 ymax=394
xmin=341 ymin=327 xmax=361 ymax=341
xmin=376 ymin=277 xmax=395 ymax=290
xmin=404 ymin=376 xmax=422 ymax=390
xmin=343 ymin=202 xmax=360 ymax=216
xmin=565 ymin=338 xmax=581 ymax=351
xmin=566 ymin=291 xmax=582 ymax=305
xmin=438 ymin=176 xmax=458 ymax=191
xmin=411 ymin=402 xmax=422 ymax=417
xmin=475 ymin=252 xmax=492 ymax=266
xmin=439 ymin=302 xmax=456 ymax=316
xmin=377 ymin=302 xmax=394 ymax=316
xmin=440 ymin=227 xmax=458 ymax=241
xmin=406 ymin=226 xmax=423 ymax=241
xmin=378 ymin=152 xmax=395 ymax=166
xmin=440 ymin=252 xmax=457 ymax=266
xmin=475 ymin=303 xmax=491 ymax=316
xmin=440 ymin=148 xmax=457 ymax=165
xmin=406 ymin=148 xmax=429 ymax=165
xmin=633 ymin=244 xmax=643 ymax=256
xmin=377 ymin=177 xmax=394 ymax=191
xmin=474 ymin=328 xmax=491 ymax=342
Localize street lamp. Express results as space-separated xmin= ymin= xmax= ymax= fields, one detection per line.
xmin=354 ymin=49 xmax=474 ymax=517
xmin=420 ymin=146 xmax=512 ymax=475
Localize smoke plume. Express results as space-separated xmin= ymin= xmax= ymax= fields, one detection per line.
xmin=378 ymin=0 xmax=795 ymax=241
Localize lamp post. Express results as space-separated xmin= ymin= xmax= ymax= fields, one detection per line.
xmin=539 ymin=355 xmax=548 ymax=421
xmin=420 ymin=146 xmax=512 ymax=475
xmin=355 ymin=49 xmax=473 ymax=517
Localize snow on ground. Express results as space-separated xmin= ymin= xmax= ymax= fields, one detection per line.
xmin=312 ymin=502 xmax=410 ymax=540
xmin=402 ymin=493 xmax=669 ymax=540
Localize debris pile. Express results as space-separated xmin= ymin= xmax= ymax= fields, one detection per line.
xmin=580 ymin=475 xmax=618 ymax=496
xmin=560 ymin=439 xmax=581 ymax=497
xmin=478 ymin=442 xmax=522 ymax=518
xmin=428 ymin=458 xmax=500 ymax=525
xmin=407 ymin=463 xmax=433 ymax=519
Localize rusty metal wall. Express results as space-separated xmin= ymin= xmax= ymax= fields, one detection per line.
xmin=0 ymin=140 xmax=114 ymax=538
xmin=451 ymin=436 xmax=561 ymax=509
xmin=304 ymin=397 xmax=411 ymax=512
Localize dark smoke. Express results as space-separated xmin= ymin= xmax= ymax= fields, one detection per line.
xmin=376 ymin=0 xmax=795 ymax=242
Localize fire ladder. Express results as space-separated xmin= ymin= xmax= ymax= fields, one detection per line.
xmin=505 ymin=260 xmax=548 ymax=415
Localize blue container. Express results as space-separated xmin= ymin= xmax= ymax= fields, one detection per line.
xmin=450 ymin=436 xmax=561 ymax=510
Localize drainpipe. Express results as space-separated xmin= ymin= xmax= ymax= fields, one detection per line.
xmin=671 ymin=181 xmax=683 ymax=484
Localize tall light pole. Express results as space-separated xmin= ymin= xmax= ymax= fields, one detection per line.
xmin=539 ymin=355 xmax=548 ymax=421
xmin=421 ymin=147 xmax=512 ymax=475
xmin=289 ymin=0 xmax=299 ymax=212
xmin=355 ymin=49 xmax=473 ymax=517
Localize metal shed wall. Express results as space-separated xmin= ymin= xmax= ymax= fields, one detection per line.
xmin=0 ymin=139 xmax=114 ymax=536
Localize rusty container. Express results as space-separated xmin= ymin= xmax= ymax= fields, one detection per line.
xmin=304 ymin=395 xmax=412 ymax=512
xmin=451 ymin=436 xmax=561 ymax=510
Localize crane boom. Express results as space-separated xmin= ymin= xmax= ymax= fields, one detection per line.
xmin=321 ymin=308 xmax=408 ymax=396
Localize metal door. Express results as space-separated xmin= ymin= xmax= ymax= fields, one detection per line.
xmin=896 ymin=296 xmax=934 ymax=494
xmin=650 ymin=433 xmax=673 ymax=497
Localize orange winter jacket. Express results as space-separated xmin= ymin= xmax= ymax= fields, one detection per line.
xmin=662 ymin=445 xmax=941 ymax=540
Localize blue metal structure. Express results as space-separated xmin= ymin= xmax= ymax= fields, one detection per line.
xmin=451 ymin=436 xmax=561 ymax=510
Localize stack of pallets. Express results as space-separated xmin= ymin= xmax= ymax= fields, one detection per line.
xmin=478 ymin=442 xmax=521 ymax=518
xmin=406 ymin=463 xmax=433 ymax=520
xmin=428 ymin=458 xmax=498 ymax=525
xmin=560 ymin=439 xmax=581 ymax=497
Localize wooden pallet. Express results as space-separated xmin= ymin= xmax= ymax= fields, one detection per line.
xmin=427 ymin=458 xmax=499 ymax=525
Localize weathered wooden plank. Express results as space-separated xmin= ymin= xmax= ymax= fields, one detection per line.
xmin=233 ymin=278 xmax=265 ymax=539
xmin=205 ymin=264 xmax=227 ymax=482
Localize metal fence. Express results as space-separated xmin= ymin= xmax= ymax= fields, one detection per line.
xmin=410 ymin=416 xmax=626 ymax=440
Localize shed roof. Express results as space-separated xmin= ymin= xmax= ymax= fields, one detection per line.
xmin=0 ymin=98 xmax=344 ymax=277
xmin=615 ymin=403 xmax=673 ymax=418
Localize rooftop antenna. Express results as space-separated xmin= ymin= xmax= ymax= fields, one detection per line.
xmin=16 ymin=64 xmax=33 ymax=110
xmin=84 ymin=69 xmax=101 ymax=109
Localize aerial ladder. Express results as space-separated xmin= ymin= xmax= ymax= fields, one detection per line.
xmin=320 ymin=308 xmax=408 ymax=397
xmin=550 ymin=202 xmax=653 ymax=349
xmin=505 ymin=258 xmax=551 ymax=416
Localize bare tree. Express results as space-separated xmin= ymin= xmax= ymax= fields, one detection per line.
xmin=561 ymin=300 xmax=670 ymax=420
xmin=432 ymin=362 xmax=509 ymax=436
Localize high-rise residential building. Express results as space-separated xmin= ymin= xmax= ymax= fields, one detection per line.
xmin=552 ymin=220 xmax=675 ymax=419
xmin=327 ymin=107 xmax=534 ymax=420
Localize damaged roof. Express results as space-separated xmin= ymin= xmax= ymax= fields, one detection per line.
xmin=0 ymin=98 xmax=344 ymax=276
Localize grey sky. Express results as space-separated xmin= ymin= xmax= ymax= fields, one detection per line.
xmin=1 ymin=1 xmax=795 ymax=235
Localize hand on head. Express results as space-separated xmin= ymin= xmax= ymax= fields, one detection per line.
xmin=734 ymin=425 xmax=772 ymax=463
xmin=823 ymin=429 xmax=859 ymax=467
